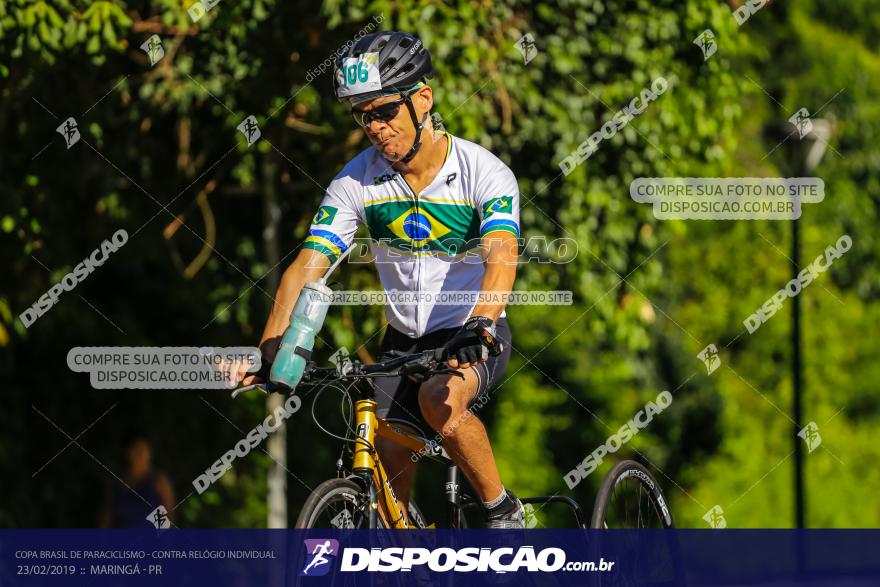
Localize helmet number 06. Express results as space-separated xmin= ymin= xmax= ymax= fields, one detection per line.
xmin=335 ymin=52 xmax=382 ymax=97
xmin=346 ymin=61 xmax=370 ymax=85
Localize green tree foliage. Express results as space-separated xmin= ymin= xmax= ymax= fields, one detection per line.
xmin=1 ymin=0 xmax=876 ymax=528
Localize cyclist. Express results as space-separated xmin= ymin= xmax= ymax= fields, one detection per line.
xmin=242 ymin=30 xmax=523 ymax=528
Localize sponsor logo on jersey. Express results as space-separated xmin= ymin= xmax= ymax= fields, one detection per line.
xmin=373 ymin=173 xmax=398 ymax=185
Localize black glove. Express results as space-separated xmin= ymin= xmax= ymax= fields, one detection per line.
xmin=444 ymin=316 xmax=500 ymax=366
xmin=252 ymin=358 xmax=272 ymax=381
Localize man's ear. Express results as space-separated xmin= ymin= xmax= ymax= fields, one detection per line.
xmin=415 ymin=85 xmax=434 ymax=113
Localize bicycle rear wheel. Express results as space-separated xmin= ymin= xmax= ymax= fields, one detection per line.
xmin=590 ymin=460 xmax=673 ymax=529
xmin=590 ymin=461 xmax=684 ymax=586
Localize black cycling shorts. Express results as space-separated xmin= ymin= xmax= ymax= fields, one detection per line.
xmin=373 ymin=318 xmax=512 ymax=439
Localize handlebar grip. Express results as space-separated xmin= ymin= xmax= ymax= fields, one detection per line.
xmin=252 ymin=359 xmax=272 ymax=381
xmin=264 ymin=381 xmax=290 ymax=393
xmin=489 ymin=340 xmax=504 ymax=357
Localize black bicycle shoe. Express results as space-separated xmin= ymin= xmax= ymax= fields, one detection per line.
xmin=485 ymin=490 xmax=525 ymax=529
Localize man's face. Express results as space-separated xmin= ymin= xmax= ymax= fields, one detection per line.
xmin=352 ymin=87 xmax=432 ymax=162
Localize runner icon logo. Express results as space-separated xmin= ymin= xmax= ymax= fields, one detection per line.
xmin=693 ymin=29 xmax=717 ymax=61
xmin=146 ymin=505 xmax=171 ymax=529
xmin=798 ymin=422 xmax=822 ymax=453
xmin=697 ymin=344 xmax=721 ymax=375
xmin=703 ymin=505 xmax=727 ymax=529
xmin=789 ymin=107 xmax=813 ymax=139
xmin=301 ymin=539 xmax=339 ymax=576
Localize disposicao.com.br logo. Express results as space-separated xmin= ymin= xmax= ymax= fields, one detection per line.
xmin=300 ymin=541 xmax=614 ymax=574
xmin=300 ymin=539 xmax=339 ymax=577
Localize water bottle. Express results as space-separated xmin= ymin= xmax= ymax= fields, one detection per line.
xmin=269 ymin=282 xmax=332 ymax=388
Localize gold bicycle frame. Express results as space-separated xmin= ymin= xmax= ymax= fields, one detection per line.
xmin=352 ymin=398 xmax=436 ymax=529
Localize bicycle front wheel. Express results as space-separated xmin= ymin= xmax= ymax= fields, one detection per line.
xmin=590 ymin=460 xmax=673 ymax=529
xmin=296 ymin=478 xmax=378 ymax=529
xmin=295 ymin=478 xmax=428 ymax=529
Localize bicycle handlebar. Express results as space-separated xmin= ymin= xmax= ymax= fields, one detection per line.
xmin=230 ymin=346 xmax=465 ymax=398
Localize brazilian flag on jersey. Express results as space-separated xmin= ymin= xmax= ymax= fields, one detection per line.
xmin=482 ymin=196 xmax=513 ymax=218
xmin=365 ymin=200 xmax=481 ymax=255
xmin=479 ymin=195 xmax=519 ymax=238
xmin=303 ymin=206 xmax=347 ymax=261
xmin=312 ymin=206 xmax=337 ymax=225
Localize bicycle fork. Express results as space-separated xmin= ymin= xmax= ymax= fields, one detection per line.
xmin=352 ymin=399 xmax=410 ymax=528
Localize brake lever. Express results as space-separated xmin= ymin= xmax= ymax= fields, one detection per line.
xmin=230 ymin=380 xmax=290 ymax=398
xmin=231 ymin=383 xmax=269 ymax=399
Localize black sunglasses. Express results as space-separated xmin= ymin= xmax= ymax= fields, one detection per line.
xmin=351 ymin=94 xmax=410 ymax=128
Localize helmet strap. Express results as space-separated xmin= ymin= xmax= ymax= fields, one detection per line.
xmin=400 ymin=94 xmax=430 ymax=164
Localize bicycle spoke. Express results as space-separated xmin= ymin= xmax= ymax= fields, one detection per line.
xmin=605 ymin=474 xmax=664 ymax=529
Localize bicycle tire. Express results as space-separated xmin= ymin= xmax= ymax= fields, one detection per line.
xmin=296 ymin=478 xmax=429 ymax=529
xmin=296 ymin=478 xmax=380 ymax=529
xmin=590 ymin=461 xmax=685 ymax=586
xmin=590 ymin=460 xmax=673 ymax=529
xmin=407 ymin=500 xmax=428 ymax=528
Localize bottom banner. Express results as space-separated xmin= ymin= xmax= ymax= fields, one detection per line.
xmin=2 ymin=529 xmax=879 ymax=586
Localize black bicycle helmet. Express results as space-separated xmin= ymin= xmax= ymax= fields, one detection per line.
xmin=334 ymin=31 xmax=436 ymax=163
xmin=333 ymin=31 xmax=434 ymax=104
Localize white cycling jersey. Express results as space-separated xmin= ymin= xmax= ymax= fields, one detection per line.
xmin=303 ymin=133 xmax=520 ymax=338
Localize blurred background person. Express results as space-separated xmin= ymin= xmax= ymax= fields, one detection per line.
xmin=99 ymin=435 xmax=175 ymax=528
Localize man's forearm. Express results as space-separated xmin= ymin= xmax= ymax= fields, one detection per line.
xmin=471 ymin=234 xmax=518 ymax=322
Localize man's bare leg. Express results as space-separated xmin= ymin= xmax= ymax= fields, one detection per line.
xmin=375 ymin=429 xmax=418 ymax=526
xmin=417 ymin=369 xmax=503 ymax=502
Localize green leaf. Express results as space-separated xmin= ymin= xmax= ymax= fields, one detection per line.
xmin=86 ymin=33 xmax=100 ymax=53
xmin=101 ymin=19 xmax=115 ymax=45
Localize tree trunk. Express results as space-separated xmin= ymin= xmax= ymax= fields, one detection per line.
xmin=262 ymin=155 xmax=287 ymax=530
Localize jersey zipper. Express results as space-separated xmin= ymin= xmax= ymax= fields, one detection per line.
xmin=398 ymin=134 xmax=450 ymax=338
xmin=399 ymin=175 xmax=421 ymax=338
